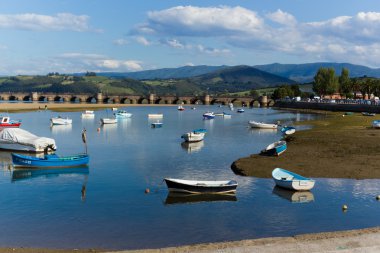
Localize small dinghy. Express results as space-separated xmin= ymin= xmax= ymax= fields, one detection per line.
xmin=249 ymin=120 xmax=277 ymax=129
xmin=81 ymin=110 xmax=95 ymax=119
xmin=373 ymin=120 xmax=380 ymax=128
xmin=12 ymin=153 xmax=89 ymax=168
xmin=151 ymin=122 xmax=163 ymax=128
xmin=164 ymin=178 xmax=238 ymax=194
xmin=281 ymin=126 xmax=296 ymax=135
xmin=261 ymin=140 xmax=287 ymax=156
xmin=0 ymin=116 xmax=21 ymax=128
xmin=181 ymin=129 xmax=206 ymax=142
xmin=203 ymin=112 xmax=215 ymax=119
xmin=362 ymin=112 xmax=376 ymax=116
xmin=237 ymin=108 xmax=244 ymax=113
xmin=272 ymin=168 xmax=315 ymax=191
xmin=114 ymin=110 xmax=132 ymax=119
xmin=51 ymin=116 xmax=72 ymax=125
xmin=177 ymin=105 xmax=185 ymax=111
xmin=100 ymin=118 xmax=117 ymax=124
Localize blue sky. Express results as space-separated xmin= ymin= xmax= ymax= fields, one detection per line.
xmin=1 ymin=0 xmax=380 ymax=75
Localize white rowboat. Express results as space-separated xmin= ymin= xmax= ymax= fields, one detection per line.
xmin=272 ymin=168 xmax=315 ymax=191
xmin=249 ymin=120 xmax=277 ymax=129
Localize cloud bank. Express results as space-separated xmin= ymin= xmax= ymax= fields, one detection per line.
xmin=133 ymin=5 xmax=380 ymax=66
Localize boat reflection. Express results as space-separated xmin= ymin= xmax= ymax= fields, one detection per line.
xmin=181 ymin=141 xmax=204 ymax=153
xmin=50 ymin=124 xmax=73 ymax=134
xmin=249 ymin=128 xmax=277 ymax=135
xmin=272 ymin=186 xmax=314 ymax=203
xmin=11 ymin=166 xmax=89 ymax=182
xmin=165 ymin=192 xmax=237 ymax=205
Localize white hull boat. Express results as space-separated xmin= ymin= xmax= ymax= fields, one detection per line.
xmin=101 ymin=118 xmax=118 ymax=124
xmin=272 ymin=168 xmax=315 ymax=191
xmin=148 ymin=114 xmax=163 ymax=118
xmin=81 ymin=110 xmax=95 ymax=119
xmin=51 ymin=117 xmax=72 ymax=125
xmin=114 ymin=110 xmax=132 ymax=119
xmin=181 ymin=132 xmax=205 ymax=142
xmin=0 ymin=128 xmax=56 ymax=153
xmin=164 ymin=178 xmax=238 ymax=194
xmin=249 ymin=120 xmax=278 ymax=129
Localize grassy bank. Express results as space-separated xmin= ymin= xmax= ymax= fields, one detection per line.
xmin=232 ymin=111 xmax=380 ymax=179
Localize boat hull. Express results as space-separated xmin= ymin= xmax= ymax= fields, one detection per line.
xmin=181 ymin=132 xmax=205 ymax=142
xmin=272 ymin=168 xmax=315 ymax=191
xmin=249 ymin=121 xmax=277 ymax=129
xmin=101 ymin=118 xmax=117 ymax=124
xmin=164 ymin=178 xmax=238 ymax=194
xmin=261 ymin=141 xmax=287 ymax=156
xmin=12 ymin=153 xmax=89 ymax=168
xmin=51 ymin=118 xmax=72 ymax=125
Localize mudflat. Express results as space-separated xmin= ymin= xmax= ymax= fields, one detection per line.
xmin=232 ymin=111 xmax=380 ymax=179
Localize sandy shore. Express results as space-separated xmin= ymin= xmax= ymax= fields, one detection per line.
xmin=1 ymin=106 xmax=380 ymax=252
xmin=107 ymin=227 xmax=380 ymax=253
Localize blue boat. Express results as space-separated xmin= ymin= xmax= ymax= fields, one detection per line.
xmin=281 ymin=126 xmax=296 ymax=135
xmin=261 ymin=141 xmax=287 ymax=156
xmin=11 ymin=153 xmax=89 ymax=168
xmin=202 ymin=112 xmax=215 ymax=119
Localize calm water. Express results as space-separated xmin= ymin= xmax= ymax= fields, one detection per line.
xmin=0 ymin=106 xmax=378 ymax=250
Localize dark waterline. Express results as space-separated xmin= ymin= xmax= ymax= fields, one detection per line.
xmin=0 ymin=106 xmax=378 ymax=250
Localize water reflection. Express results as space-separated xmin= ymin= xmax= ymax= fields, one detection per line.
xmin=181 ymin=141 xmax=204 ymax=153
xmin=249 ymin=128 xmax=278 ymax=135
xmin=165 ymin=192 xmax=237 ymax=205
xmin=272 ymin=186 xmax=314 ymax=203
xmin=50 ymin=124 xmax=73 ymax=134
xmin=11 ymin=166 xmax=89 ymax=182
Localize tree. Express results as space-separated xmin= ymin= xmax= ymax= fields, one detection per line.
xmin=249 ymin=90 xmax=259 ymax=99
xmin=338 ymin=68 xmax=352 ymax=98
xmin=313 ymin=67 xmax=338 ymax=97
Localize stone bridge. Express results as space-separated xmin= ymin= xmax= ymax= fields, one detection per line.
xmin=0 ymin=92 xmax=274 ymax=106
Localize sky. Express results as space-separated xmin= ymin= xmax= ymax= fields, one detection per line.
xmin=1 ymin=0 xmax=380 ymax=75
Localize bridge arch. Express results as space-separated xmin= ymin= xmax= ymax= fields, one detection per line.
xmin=139 ymin=98 xmax=149 ymax=104
xmin=103 ymin=97 xmax=115 ymax=104
xmin=267 ymin=99 xmax=275 ymax=107
xmin=23 ymin=95 xmax=32 ymax=101
xmin=231 ymin=99 xmax=243 ymax=107
xmin=39 ymin=96 xmax=48 ymax=102
xmin=210 ymin=99 xmax=226 ymax=105
xmin=54 ymin=96 xmax=65 ymax=102
xmin=9 ymin=95 xmax=18 ymax=101
xmin=250 ymin=100 xmax=259 ymax=107
xmin=155 ymin=98 xmax=166 ymax=104
xmin=120 ymin=97 xmax=131 ymax=104
xmin=173 ymin=98 xmax=184 ymax=104
xmin=71 ymin=97 xmax=81 ymax=103
xmin=191 ymin=98 xmax=204 ymax=105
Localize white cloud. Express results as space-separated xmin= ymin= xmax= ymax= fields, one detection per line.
xmin=134 ymin=36 xmax=151 ymax=46
xmin=132 ymin=6 xmax=380 ymax=66
xmin=195 ymin=45 xmax=230 ymax=56
xmin=113 ymin=39 xmax=129 ymax=45
xmin=57 ymin=53 xmax=143 ymax=72
xmin=266 ymin=9 xmax=296 ymax=26
xmin=136 ymin=6 xmax=264 ymax=37
xmin=0 ymin=13 xmax=93 ymax=32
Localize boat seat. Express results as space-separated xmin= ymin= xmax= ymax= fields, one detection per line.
xmin=281 ymin=176 xmax=294 ymax=180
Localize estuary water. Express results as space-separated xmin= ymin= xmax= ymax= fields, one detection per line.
xmin=0 ymin=105 xmax=379 ymax=250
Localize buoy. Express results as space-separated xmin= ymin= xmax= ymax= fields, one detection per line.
xmin=342 ymin=204 xmax=348 ymax=211
xmin=145 ymin=188 xmax=150 ymax=194
xmin=376 ymin=195 xmax=380 ymax=200
xmin=97 ymin=128 xmax=100 ymax=132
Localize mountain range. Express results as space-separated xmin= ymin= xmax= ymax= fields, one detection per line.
xmin=96 ymin=62 xmax=380 ymax=83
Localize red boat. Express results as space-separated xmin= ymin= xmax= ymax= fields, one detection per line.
xmin=0 ymin=116 xmax=21 ymax=128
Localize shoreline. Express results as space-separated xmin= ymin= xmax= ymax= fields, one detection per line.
xmin=2 ymin=105 xmax=380 ymax=252
xmin=232 ymin=111 xmax=380 ymax=179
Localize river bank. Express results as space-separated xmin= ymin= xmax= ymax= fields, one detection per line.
xmin=232 ymin=111 xmax=380 ymax=179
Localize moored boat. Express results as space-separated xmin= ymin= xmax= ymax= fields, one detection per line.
xmin=0 ymin=128 xmax=56 ymax=153
xmin=362 ymin=112 xmax=376 ymax=116
xmin=148 ymin=114 xmax=163 ymax=118
xmin=181 ymin=129 xmax=206 ymax=142
xmin=281 ymin=126 xmax=296 ymax=135
xmin=203 ymin=112 xmax=215 ymax=119
xmin=249 ymin=120 xmax=278 ymax=129
xmin=373 ymin=120 xmax=380 ymax=128
xmin=223 ymin=112 xmax=232 ymax=118
xmin=100 ymin=118 xmax=118 ymax=124
xmin=51 ymin=116 xmax=72 ymax=125
xmin=151 ymin=122 xmax=163 ymax=128
xmin=272 ymin=168 xmax=315 ymax=191
xmin=237 ymin=108 xmax=245 ymax=113
xmin=114 ymin=110 xmax=132 ymax=119
xmin=261 ymin=140 xmax=287 ymax=156
xmin=177 ymin=105 xmax=185 ymax=111
xmin=0 ymin=116 xmax=21 ymax=128
xmin=164 ymin=178 xmax=238 ymax=194
xmin=12 ymin=153 xmax=89 ymax=168
xmin=81 ymin=110 xmax=95 ymax=119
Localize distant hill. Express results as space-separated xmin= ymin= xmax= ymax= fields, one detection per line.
xmin=189 ymin=65 xmax=296 ymax=93
xmin=96 ymin=65 xmax=228 ymax=80
xmin=254 ymin=62 xmax=380 ymax=83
